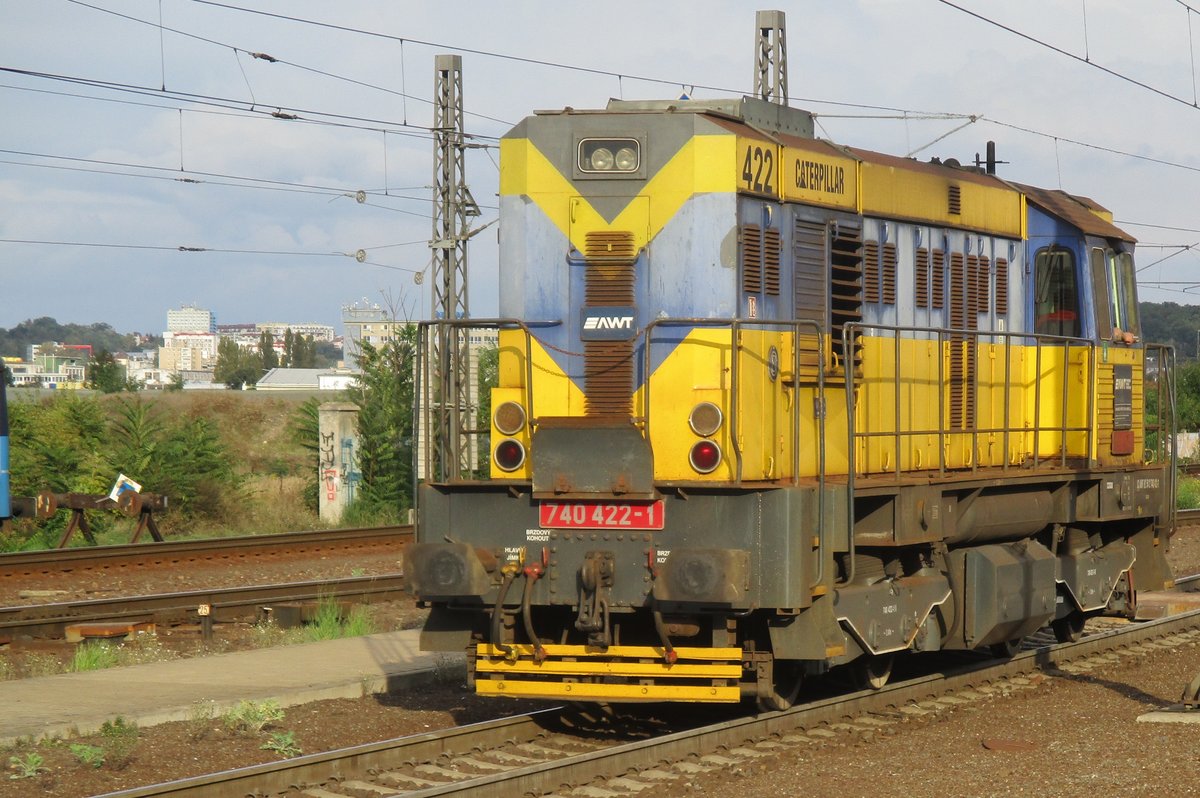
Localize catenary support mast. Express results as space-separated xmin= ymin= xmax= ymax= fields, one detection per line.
xmin=429 ymin=54 xmax=479 ymax=480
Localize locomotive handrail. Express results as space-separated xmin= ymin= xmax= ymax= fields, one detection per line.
xmin=414 ymin=318 xmax=560 ymax=486
xmin=642 ymin=316 xmax=830 ymax=591
xmin=1143 ymin=343 xmax=1178 ymax=533
xmin=841 ymin=322 xmax=1103 ymax=479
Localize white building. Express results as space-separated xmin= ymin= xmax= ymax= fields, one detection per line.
xmin=166 ymin=304 xmax=216 ymax=333
xmin=256 ymin=322 xmax=336 ymax=343
xmin=342 ymin=300 xmax=403 ymax=370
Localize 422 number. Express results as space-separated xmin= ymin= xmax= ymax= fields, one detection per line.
xmin=741 ymin=143 xmax=776 ymax=195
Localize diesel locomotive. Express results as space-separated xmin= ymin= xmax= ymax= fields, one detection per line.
xmin=406 ymin=56 xmax=1177 ymax=711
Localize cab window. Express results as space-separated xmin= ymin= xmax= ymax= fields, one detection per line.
xmin=1109 ymin=250 xmax=1140 ymax=338
xmin=1034 ymin=247 xmax=1080 ymax=337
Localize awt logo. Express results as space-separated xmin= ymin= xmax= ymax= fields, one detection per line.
xmin=580 ymin=306 xmax=637 ymax=341
xmin=583 ymin=315 xmax=633 ymax=331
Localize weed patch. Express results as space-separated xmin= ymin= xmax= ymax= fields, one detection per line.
xmin=222 ymin=700 xmax=284 ymax=735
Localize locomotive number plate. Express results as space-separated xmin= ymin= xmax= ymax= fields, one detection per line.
xmin=539 ymin=500 xmax=664 ymax=530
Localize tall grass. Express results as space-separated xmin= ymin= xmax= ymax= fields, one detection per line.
xmin=1178 ymin=476 xmax=1200 ymax=509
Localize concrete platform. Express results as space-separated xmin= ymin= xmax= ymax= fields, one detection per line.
xmin=0 ymin=629 xmax=463 ymax=745
xmin=1137 ymin=706 xmax=1200 ymax=724
xmin=1134 ymin=589 xmax=1200 ymax=620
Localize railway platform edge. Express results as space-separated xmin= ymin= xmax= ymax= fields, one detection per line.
xmin=0 ymin=629 xmax=463 ymax=746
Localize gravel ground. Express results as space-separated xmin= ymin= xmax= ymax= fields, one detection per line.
xmin=0 ymin=525 xmax=1197 ymax=797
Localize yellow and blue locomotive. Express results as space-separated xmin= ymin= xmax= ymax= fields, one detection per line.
xmin=406 ymin=90 xmax=1176 ymax=709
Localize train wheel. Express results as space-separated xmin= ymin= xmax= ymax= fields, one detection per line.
xmin=1052 ymin=612 xmax=1085 ymax=643
xmin=852 ymin=653 xmax=894 ymax=690
xmin=989 ymin=638 xmax=1023 ymax=658
xmin=757 ymin=661 xmax=804 ymax=712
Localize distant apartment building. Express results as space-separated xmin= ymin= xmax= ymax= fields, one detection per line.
xmin=256 ymin=322 xmax=335 ymax=343
xmin=167 ymin=304 xmax=216 ymax=333
xmin=342 ymin=300 xmax=405 ymax=370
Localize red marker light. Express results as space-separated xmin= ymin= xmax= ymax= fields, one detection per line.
xmin=689 ymin=440 xmax=722 ymax=474
xmin=494 ymin=439 xmax=526 ymax=472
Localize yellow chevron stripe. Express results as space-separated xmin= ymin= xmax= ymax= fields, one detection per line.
xmin=500 ymin=135 xmax=737 ymax=252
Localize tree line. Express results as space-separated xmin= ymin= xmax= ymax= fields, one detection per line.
xmin=213 ymin=329 xmax=321 ymax=389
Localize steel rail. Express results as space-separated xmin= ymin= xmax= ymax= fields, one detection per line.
xmin=0 ymin=573 xmax=410 ymax=638
xmin=0 ymin=525 xmax=412 ymax=578
xmin=1178 ymin=508 xmax=1200 ymax=527
xmin=93 ymin=608 xmax=1200 ymax=798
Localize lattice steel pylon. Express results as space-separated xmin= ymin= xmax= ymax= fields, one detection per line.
xmin=429 ymin=54 xmax=479 ymax=480
xmin=754 ymin=10 xmax=788 ymax=105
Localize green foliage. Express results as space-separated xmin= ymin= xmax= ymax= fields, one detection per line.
xmin=1178 ymin=477 xmax=1200 ymax=509
xmin=101 ymin=397 xmax=238 ymax=519
xmin=7 ymin=752 xmax=47 ymax=779
xmin=344 ymin=329 xmax=416 ymax=518
xmin=1175 ymin=360 xmax=1200 ymax=432
xmin=261 ymin=731 xmax=302 ymax=758
xmin=2 ymin=393 xmax=241 ymax=550
xmin=214 ymin=337 xmax=261 ymax=389
xmin=98 ymin=716 xmax=139 ymax=768
xmin=166 ymin=371 xmax=185 ymax=391
xmin=88 ymin=349 xmax=130 ymax=393
xmin=69 ymin=641 xmax=119 ymax=672
xmin=1141 ymin=301 xmax=1200 ymax=360
xmin=69 ymin=743 xmax=105 ymax=769
xmin=0 ymin=317 xmax=138 ymax=359
xmin=289 ymin=397 xmax=321 ymax=513
xmin=476 ymin=343 xmax=499 ymax=470
xmin=258 ymin=330 xmax=279 ymax=372
xmin=302 ymin=597 xmax=376 ymax=642
xmin=222 ymin=699 xmax=284 ymax=734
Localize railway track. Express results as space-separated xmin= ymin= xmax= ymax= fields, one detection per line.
xmin=94 ymin=607 xmax=1200 ymax=798
xmin=1178 ymin=508 xmax=1200 ymax=528
xmin=0 ymin=525 xmax=413 ymax=581
xmin=0 ymin=573 xmax=410 ymax=638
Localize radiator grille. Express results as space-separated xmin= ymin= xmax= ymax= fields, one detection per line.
xmin=830 ymin=222 xmax=864 ymax=371
xmin=948 ymin=251 xmax=976 ymax=430
xmin=948 ymin=184 xmax=962 ymax=215
xmin=741 ymin=224 xmax=762 ymax=293
xmin=585 ymin=231 xmax=637 ymax=260
xmin=584 ymin=231 xmax=635 ymax=418
xmin=882 ymin=242 xmax=897 ymax=305
xmin=995 ymin=257 xmax=1009 ymax=314
xmin=931 ymin=249 xmax=945 ymax=310
xmin=764 ymin=228 xmax=781 ymax=296
xmin=863 ymin=240 xmax=880 ymax=304
xmin=915 ymin=247 xmax=930 ymax=309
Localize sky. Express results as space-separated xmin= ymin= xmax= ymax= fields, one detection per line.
xmin=3 ymin=0 xmax=1200 ymax=336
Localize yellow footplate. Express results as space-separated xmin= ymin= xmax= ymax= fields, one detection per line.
xmin=474 ymin=643 xmax=744 ymax=702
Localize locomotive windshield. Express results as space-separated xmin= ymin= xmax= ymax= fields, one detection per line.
xmin=1034 ymin=246 xmax=1080 ymax=337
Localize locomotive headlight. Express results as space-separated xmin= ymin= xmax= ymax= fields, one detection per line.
xmin=578 ymin=138 xmax=640 ymax=173
xmin=589 ymin=147 xmax=615 ymax=171
xmin=614 ymin=146 xmax=638 ymax=171
xmin=493 ymin=401 xmax=526 ymax=435
xmin=494 ymin=439 xmax=526 ymax=472
xmin=689 ymin=440 xmax=722 ymax=474
xmin=688 ymin=402 xmax=723 ymax=437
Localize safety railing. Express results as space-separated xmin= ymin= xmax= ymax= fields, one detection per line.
xmin=841 ymin=323 xmax=1102 ymax=481
xmin=414 ymin=318 xmax=559 ymax=485
xmin=1143 ymin=342 xmax=1178 ymax=532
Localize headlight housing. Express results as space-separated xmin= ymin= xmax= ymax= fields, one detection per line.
xmin=578 ymin=138 xmax=640 ymax=174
